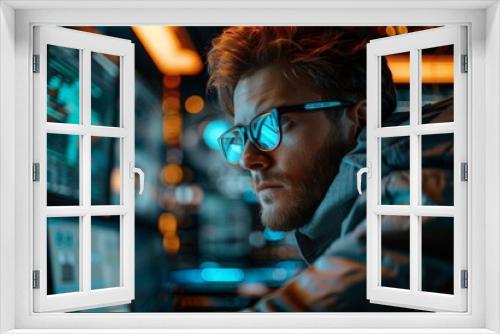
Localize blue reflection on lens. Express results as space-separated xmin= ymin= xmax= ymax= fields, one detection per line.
xmin=203 ymin=120 xmax=231 ymax=150
xmin=226 ymin=141 xmax=243 ymax=164
xmin=251 ymin=113 xmax=279 ymax=150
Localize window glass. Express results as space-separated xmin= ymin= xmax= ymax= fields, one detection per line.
xmin=421 ymin=216 xmax=454 ymax=294
xmin=421 ymin=45 xmax=454 ymax=124
xmin=382 ymin=52 xmax=410 ymax=127
xmin=47 ymin=133 xmax=80 ymax=206
xmin=47 ymin=217 xmax=80 ymax=294
xmin=47 ymin=45 xmax=80 ymax=124
xmin=421 ymin=133 xmax=454 ymax=206
xmin=91 ymin=216 xmax=121 ymax=289
xmin=91 ymin=52 xmax=121 ymax=127
xmin=380 ymin=136 xmax=410 ymax=205
xmin=91 ymin=137 xmax=121 ymax=205
xmin=380 ymin=215 xmax=410 ymax=290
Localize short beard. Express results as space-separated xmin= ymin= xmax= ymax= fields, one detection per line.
xmin=260 ymin=130 xmax=344 ymax=232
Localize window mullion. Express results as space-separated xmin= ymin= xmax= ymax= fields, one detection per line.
xmin=81 ymin=48 xmax=91 ymax=294
xmin=409 ymin=48 xmax=421 ymax=293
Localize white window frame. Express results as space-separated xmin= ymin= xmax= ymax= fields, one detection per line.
xmin=33 ymin=26 xmax=136 ymax=312
xmin=366 ymin=26 xmax=468 ymax=312
xmin=0 ymin=1 xmax=498 ymax=333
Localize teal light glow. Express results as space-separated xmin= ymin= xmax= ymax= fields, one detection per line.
xmin=203 ymin=120 xmax=231 ymax=150
xmin=263 ymin=228 xmax=286 ymax=241
xmin=304 ymin=101 xmax=342 ymax=110
xmin=200 ymin=268 xmax=244 ymax=282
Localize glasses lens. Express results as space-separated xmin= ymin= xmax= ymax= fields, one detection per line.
xmin=219 ymin=128 xmax=245 ymax=164
xmin=250 ymin=112 xmax=280 ymax=150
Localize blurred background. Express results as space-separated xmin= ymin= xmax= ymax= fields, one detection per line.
xmin=45 ymin=26 xmax=453 ymax=312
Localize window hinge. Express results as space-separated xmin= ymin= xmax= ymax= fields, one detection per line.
xmin=32 ymin=55 xmax=40 ymax=73
xmin=461 ymin=162 xmax=468 ymax=181
xmin=461 ymin=269 xmax=468 ymax=289
xmin=33 ymin=163 xmax=40 ymax=182
xmin=33 ymin=270 xmax=40 ymax=289
xmin=461 ymin=54 xmax=468 ymax=73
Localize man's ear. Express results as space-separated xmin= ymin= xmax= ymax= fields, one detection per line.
xmin=346 ymin=99 xmax=366 ymax=135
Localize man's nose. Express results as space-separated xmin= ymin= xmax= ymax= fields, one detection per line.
xmin=239 ymin=140 xmax=271 ymax=171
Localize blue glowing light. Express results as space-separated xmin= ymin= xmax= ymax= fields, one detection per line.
xmin=203 ymin=120 xmax=231 ymax=150
xmin=201 ymin=268 xmax=244 ymax=282
xmin=242 ymin=189 xmax=258 ymax=203
xmin=276 ymin=260 xmax=304 ymax=270
xmin=263 ymin=228 xmax=286 ymax=241
xmin=200 ymin=261 xmax=221 ymax=268
xmin=170 ymin=269 xmax=203 ymax=284
xmin=170 ymin=264 xmax=306 ymax=285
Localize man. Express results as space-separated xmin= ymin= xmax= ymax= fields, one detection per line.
xmin=207 ymin=27 xmax=454 ymax=311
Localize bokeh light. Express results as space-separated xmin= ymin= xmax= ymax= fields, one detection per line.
xmin=163 ymin=234 xmax=180 ymax=254
xmin=158 ymin=212 xmax=178 ymax=236
xmin=163 ymin=75 xmax=181 ymax=89
xmin=202 ymin=119 xmax=231 ymax=150
xmin=161 ymin=163 xmax=184 ymax=185
xmin=184 ymin=95 xmax=204 ymax=114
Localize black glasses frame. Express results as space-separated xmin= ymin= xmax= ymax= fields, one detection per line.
xmin=217 ymin=100 xmax=354 ymax=164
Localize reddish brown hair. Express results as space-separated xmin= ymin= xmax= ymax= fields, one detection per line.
xmin=207 ymin=26 xmax=396 ymax=121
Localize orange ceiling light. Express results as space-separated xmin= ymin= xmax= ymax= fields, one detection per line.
xmin=132 ymin=26 xmax=203 ymax=76
xmin=386 ymin=54 xmax=454 ymax=84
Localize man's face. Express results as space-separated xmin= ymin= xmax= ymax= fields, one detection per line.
xmin=233 ymin=64 xmax=353 ymax=231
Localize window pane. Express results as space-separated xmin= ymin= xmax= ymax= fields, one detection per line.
xmin=421 ymin=133 xmax=454 ymax=206
xmin=91 ymin=216 xmax=121 ymax=289
xmin=421 ymin=216 xmax=454 ymax=294
xmin=91 ymin=52 xmax=120 ymax=127
xmin=380 ymin=136 xmax=410 ymax=205
xmin=47 ymin=45 xmax=80 ymax=124
xmin=421 ymin=45 xmax=454 ymax=124
xmin=47 ymin=133 xmax=80 ymax=206
xmin=47 ymin=217 xmax=80 ymax=294
xmin=380 ymin=215 xmax=410 ymax=290
xmin=91 ymin=137 xmax=121 ymax=205
xmin=382 ymin=52 xmax=410 ymax=127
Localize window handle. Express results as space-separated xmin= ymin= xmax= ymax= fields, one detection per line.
xmin=130 ymin=162 xmax=145 ymax=195
xmin=356 ymin=165 xmax=370 ymax=195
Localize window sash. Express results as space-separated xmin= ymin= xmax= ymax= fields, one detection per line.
xmin=32 ymin=26 xmax=135 ymax=312
xmin=366 ymin=25 xmax=468 ymax=312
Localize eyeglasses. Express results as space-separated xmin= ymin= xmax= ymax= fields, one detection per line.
xmin=217 ymin=100 xmax=353 ymax=165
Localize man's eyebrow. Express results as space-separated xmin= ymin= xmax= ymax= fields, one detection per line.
xmin=233 ymin=106 xmax=276 ymax=126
